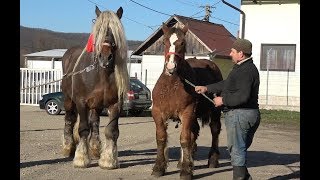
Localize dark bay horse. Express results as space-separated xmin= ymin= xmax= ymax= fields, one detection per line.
xmin=151 ymin=24 xmax=223 ymax=179
xmin=61 ymin=6 xmax=129 ymax=169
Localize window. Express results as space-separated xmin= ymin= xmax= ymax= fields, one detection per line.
xmin=260 ymin=44 xmax=296 ymax=71
xmin=130 ymin=80 xmax=142 ymax=91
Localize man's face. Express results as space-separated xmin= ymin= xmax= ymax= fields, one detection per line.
xmin=229 ymin=48 xmax=244 ymax=64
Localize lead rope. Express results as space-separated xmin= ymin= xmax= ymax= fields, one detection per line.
xmin=70 ymin=48 xmax=87 ymax=99
xmin=183 ymin=78 xmax=217 ymax=104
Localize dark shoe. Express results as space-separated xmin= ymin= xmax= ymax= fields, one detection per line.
xmin=233 ymin=166 xmax=252 ymax=180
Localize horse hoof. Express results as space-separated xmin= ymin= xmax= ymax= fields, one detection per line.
xmin=98 ymin=161 xmax=120 ymax=170
xmin=208 ymin=160 xmax=219 ymax=168
xmin=73 ymin=159 xmax=90 ymax=168
xmin=151 ymin=170 xmax=165 ymax=177
xmin=62 ymin=146 xmax=76 ymax=157
xmin=177 ymin=161 xmax=182 ymax=169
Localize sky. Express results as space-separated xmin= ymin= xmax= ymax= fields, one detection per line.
xmin=20 ymin=0 xmax=241 ymax=41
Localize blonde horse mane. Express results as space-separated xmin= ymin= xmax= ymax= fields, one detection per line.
xmin=92 ymin=10 xmax=129 ymax=101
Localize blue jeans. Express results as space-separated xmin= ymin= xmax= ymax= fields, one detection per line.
xmin=224 ymin=109 xmax=260 ymax=166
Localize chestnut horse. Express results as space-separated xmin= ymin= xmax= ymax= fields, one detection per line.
xmin=151 ymin=24 xmax=223 ymax=179
xmin=61 ymin=6 xmax=129 ymax=169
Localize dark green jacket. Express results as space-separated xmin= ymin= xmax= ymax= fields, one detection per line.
xmin=206 ymin=58 xmax=260 ymax=109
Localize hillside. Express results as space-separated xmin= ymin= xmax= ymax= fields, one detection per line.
xmin=20 ymin=26 xmax=143 ymax=67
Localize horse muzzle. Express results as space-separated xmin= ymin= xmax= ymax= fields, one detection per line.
xmin=98 ymin=53 xmax=114 ymax=68
xmin=165 ymin=61 xmax=176 ymax=75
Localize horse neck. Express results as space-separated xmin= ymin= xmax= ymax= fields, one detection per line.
xmin=161 ymin=57 xmax=196 ymax=86
xmin=177 ymin=59 xmax=196 ymax=83
xmin=79 ymin=52 xmax=115 ymax=86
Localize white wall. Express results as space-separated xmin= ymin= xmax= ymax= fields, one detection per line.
xmin=141 ymin=55 xmax=210 ymax=97
xmin=27 ymin=60 xmax=62 ymax=70
xmin=240 ymin=4 xmax=300 ymax=110
xmin=128 ymin=63 xmax=142 ymax=80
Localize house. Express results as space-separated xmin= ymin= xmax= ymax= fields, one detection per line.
xmin=132 ymin=14 xmax=236 ymax=94
xmin=24 ymin=49 xmax=67 ymax=70
xmin=239 ymin=0 xmax=300 ymax=111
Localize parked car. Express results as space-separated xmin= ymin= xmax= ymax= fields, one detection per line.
xmin=39 ymin=78 xmax=152 ymax=116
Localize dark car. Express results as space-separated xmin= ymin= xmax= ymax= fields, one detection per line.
xmin=39 ymin=78 xmax=152 ymax=116
xmin=39 ymin=91 xmax=64 ymax=115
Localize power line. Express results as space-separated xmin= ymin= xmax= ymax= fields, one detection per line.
xmin=128 ymin=0 xmax=172 ymax=16
xmin=175 ymin=0 xmax=199 ymax=7
xmin=211 ymin=16 xmax=239 ymax=26
xmin=125 ymin=0 xmax=238 ymax=29
xmin=212 ymin=0 xmax=222 ymax=7
xmin=86 ymin=0 xmax=105 ymax=9
xmin=86 ymin=0 xmax=154 ymax=31
xmin=86 ymin=0 xmax=237 ymax=37
xmin=190 ymin=10 xmax=204 ymax=18
xmin=123 ymin=16 xmax=155 ymax=30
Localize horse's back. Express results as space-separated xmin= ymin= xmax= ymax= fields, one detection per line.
xmin=186 ymin=57 xmax=223 ymax=85
xmin=186 ymin=57 xmax=223 ymax=123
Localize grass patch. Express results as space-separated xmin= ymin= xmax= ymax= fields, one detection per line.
xmin=212 ymin=58 xmax=233 ymax=80
xmin=220 ymin=109 xmax=300 ymax=129
xmin=260 ymin=109 xmax=300 ymax=128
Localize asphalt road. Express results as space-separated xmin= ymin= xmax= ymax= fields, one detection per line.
xmin=20 ymin=105 xmax=300 ymax=179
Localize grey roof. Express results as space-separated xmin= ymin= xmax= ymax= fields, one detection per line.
xmin=24 ymin=49 xmax=68 ymax=58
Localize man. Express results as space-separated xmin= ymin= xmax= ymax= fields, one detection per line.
xmin=195 ymin=38 xmax=260 ymax=180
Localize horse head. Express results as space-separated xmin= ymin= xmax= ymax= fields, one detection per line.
xmin=162 ymin=23 xmax=188 ymax=76
xmin=92 ymin=6 xmax=125 ymax=69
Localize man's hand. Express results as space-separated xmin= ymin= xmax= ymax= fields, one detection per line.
xmin=195 ymin=86 xmax=207 ymax=94
xmin=213 ymin=97 xmax=223 ymax=107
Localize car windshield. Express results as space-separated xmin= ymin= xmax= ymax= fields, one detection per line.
xmin=130 ymin=80 xmax=143 ymax=91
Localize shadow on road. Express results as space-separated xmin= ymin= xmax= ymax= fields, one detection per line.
xmin=20 ymin=157 xmax=73 ymax=168
xmin=20 ymin=146 xmax=299 ymax=179
xmin=118 ymin=146 xmax=300 ymax=179
xmin=268 ymin=170 xmax=300 ymax=180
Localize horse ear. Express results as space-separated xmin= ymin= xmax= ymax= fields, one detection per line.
xmin=95 ymin=6 xmax=101 ymax=17
xmin=182 ymin=23 xmax=189 ymax=34
xmin=162 ymin=23 xmax=169 ymax=34
xmin=116 ymin=7 xmax=123 ymax=19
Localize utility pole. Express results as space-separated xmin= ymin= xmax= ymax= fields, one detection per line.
xmin=200 ymin=4 xmax=213 ymax=22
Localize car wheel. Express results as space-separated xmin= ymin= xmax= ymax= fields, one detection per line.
xmin=129 ymin=109 xmax=143 ymax=116
xmin=45 ymin=100 xmax=61 ymax=115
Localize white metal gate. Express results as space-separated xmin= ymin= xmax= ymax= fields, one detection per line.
xmin=20 ymin=68 xmax=63 ymax=105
